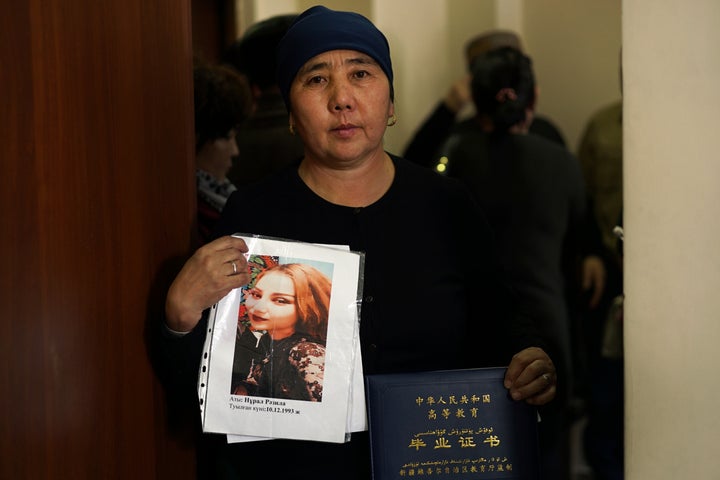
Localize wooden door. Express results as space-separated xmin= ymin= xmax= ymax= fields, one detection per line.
xmin=0 ymin=1 xmax=198 ymax=478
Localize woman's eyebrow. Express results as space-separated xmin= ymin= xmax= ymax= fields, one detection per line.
xmin=271 ymin=293 xmax=296 ymax=298
xmin=299 ymin=61 xmax=331 ymax=75
xmin=298 ymin=55 xmax=378 ymax=75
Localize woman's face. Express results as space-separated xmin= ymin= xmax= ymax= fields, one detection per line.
xmin=288 ymin=49 xmax=394 ymax=165
xmin=196 ymin=129 xmax=238 ymax=180
xmin=245 ymin=271 xmax=297 ymax=340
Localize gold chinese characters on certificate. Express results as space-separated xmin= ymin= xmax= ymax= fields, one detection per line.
xmin=365 ymin=368 xmax=540 ymax=479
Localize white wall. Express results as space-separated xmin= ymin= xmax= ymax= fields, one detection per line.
xmin=623 ymin=0 xmax=720 ymax=477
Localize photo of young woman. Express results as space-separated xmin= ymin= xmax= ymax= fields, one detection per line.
xmin=231 ymin=261 xmax=331 ymax=402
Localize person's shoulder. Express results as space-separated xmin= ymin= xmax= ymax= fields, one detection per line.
xmin=529 ymin=115 xmax=566 ymax=146
xmin=391 ymin=153 xmax=494 ymax=243
xmin=589 ymin=100 xmax=623 ymax=124
xmin=392 ymin=154 xmax=463 ymax=188
xmin=520 ymin=131 xmax=568 ymax=151
xmin=237 ymin=160 xmax=300 ymax=195
xmin=449 ymin=117 xmax=479 ymax=134
xmin=391 ymin=153 xmax=482 ymax=206
xmin=518 ymin=133 xmax=579 ymax=166
xmin=220 ymin=161 xmax=301 ymax=220
xmin=579 ymin=100 xmax=622 ymax=145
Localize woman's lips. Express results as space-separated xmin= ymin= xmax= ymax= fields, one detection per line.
xmin=332 ymin=123 xmax=359 ymax=138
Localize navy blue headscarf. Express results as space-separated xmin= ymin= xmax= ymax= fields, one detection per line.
xmin=275 ymin=5 xmax=394 ymax=111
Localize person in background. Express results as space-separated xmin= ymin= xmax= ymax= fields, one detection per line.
xmin=403 ymin=29 xmax=566 ymax=169
xmin=193 ymin=61 xmax=253 ymax=245
xmin=222 ymin=14 xmax=305 ymax=188
xmin=436 ymin=45 xmax=606 ymax=480
xmin=578 ymin=98 xmax=623 ymax=274
xmin=155 ymin=6 xmax=557 ymax=479
xmin=576 ymin=62 xmax=624 ymax=480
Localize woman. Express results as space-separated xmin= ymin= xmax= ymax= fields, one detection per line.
xmin=437 ymin=46 xmax=606 ymax=480
xmin=159 ymin=6 xmax=557 ymax=478
xmin=232 ymin=263 xmax=330 ymax=402
xmin=193 ymin=62 xmax=253 ymax=244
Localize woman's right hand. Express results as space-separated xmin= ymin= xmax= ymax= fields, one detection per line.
xmin=165 ymin=235 xmax=251 ymax=332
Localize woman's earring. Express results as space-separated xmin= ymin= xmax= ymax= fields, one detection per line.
xmin=386 ymin=114 xmax=397 ymax=127
xmin=289 ymin=124 xmax=295 ymax=135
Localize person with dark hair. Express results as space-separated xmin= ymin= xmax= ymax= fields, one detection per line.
xmin=436 ymin=46 xmax=606 ymax=480
xmin=403 ymin=29 xmax=566 ymax=169
xmin=222 ymin=14 xmax=305 ymax=187
xmin=155 ymin=7 xmax=557 ymax=479
xmin=193 ymin=62 xmax=253 ymax=244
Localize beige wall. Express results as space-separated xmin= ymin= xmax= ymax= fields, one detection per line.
xmin=524 ymin=1 xmax=622 ymax=151
xmin=624 ymin=0 xmax=720 ymax=478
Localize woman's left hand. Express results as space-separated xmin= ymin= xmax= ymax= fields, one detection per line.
xmin=503 ymin=346 xmax=556 ymax=405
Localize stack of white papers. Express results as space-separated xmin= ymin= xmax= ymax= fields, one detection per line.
xmin=198 ymin=234 xmax=366 ymax=444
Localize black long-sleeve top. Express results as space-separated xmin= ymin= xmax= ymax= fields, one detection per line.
xmin=438 ymin=127 xmax=601 ymax=406
xmin=154 ymin=154 xmax=545 ymax=479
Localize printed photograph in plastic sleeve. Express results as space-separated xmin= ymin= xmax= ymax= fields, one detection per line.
xmin=198 ymin=234 xmax=364 ymax=444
